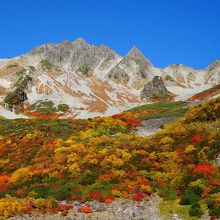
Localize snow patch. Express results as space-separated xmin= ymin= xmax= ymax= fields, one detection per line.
xmin=0 ymin=106 xmax=27 ymax=119
xmin=167 ymin=84 xmax=212 ymax=100
xmin=0 ymin=79 xmax=11 ymax=88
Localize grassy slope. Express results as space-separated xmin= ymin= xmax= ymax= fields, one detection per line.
xmin=0 ymin=118 xmax=76 ymax=139
xmin=126 ymin=101 xmax=188 ymax=120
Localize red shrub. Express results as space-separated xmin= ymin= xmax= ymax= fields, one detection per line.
xmin=58 ymin=204 xmax=73 ymax=211
xmin=112 ymin=185 xmax=122 ymax=191
xmin=113 ymin=113 xmax=125 ymax=119
xmin=194 ymin=163 xmax=213 ymax=175
xmin=26 ymin=111 xmax=61 ymax=119
xmin=90 ymin=191 xmax=103 ymax=202
xmin=79 ymin=197 xmax=86 ymax=203
xmin=132 ymin=192 xmax=144 ymax=202
xmin=125 ymin=118 xmax=142 ymax=127
xmin=15 ymin=188 xmax=25 ymax=196
xmin=79 ymin=205 xmax=92 ymax=213
xmin=202 ymin=187 xmax=213 ymax=197
xmin=192 ymin=135 xmax=201 ymax=144
xmin=104 ymin=195 xmax=114 ymax=204
xmin=0 ymin=175 xmax=9 ymax=183
xmin=47 ymin=139 xmax=57 ymax=146
xmin=0 ymin=175 xmax=11 ymax=194
xmin=47 ymin=131 xmax=54 ymax=136
xmin=210 ymin=215 xmax=218 ymax=220
xmin=59 ymin=204 xmax=72 ymax=216
xmin=55 ymin=172 xmax=63 ymax=179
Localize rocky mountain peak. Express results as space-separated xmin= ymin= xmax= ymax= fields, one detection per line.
xmin=72 ymin=37 xmax=89 ymax=48
xmin=126 ymin=46 xmax=152 ymax=66
xmin=107 ymin=46 xmax=154 ymax=82
xmin=73 ymin=37 xmax=87 ymax=44
xmin=129 ymin=46 xmax=141 ymax=54
xmin=25 ymin=38 xmax=120 ymax=72
xmin=1 ymin=38 xmax=220 ymax=119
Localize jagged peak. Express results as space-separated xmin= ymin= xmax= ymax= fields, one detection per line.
xmin=125 ymin=46 xmax=153 ymax=65
xmin=72 ymin=37 xmax=88 ymax=45
xmin=130 ymin=46 xmax=141 ymax=53
xmin=128 ymin=46 xmax=143 ymax=55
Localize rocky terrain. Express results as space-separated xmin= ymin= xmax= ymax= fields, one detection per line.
xmin=0 ymin=38 xmax=220 ymax=119
xmin=141 ymin=76 xmax=174 ymax=100
xmin=8 ymin=196 xmax=162 ymax=220
xmin=7 ymin=195 xmax=211 ymax=220
xmin=135 ymin=116 xmax=179 ymax=136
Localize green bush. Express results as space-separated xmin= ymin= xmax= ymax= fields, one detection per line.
xmin=32 ymin=100 xmax=57 ymax=114
xmin=209 ymin=207 xmax=220 ymax=218
xmin=4 ymin=92 xmax=17 ymax=104
xmin=207 ymin=193 xmax=220 ymax=218
xmin=78 ymin=64 xmax=91 ymax=76
xmin=48 ymin=186 xmax=71 ymax=200
xmin=179 ymin=189 xmax=200 ymax=205
xmin=189 ymin=203 xmax=203 ymax=217
xmin=29 ymin=66 xmax=36 ymax=71
xmin=57 ymin=104 xmax=69 ymax=112
xmin=15 ymin=75 xmax=32 ymax=91
xmin=4 ymin=72 xmax=32 ymax=105
xmin=161 ymin=188 xmax=177 ymax=200
xmin=164 ymin=74 xmax=175 ymax=82
xmin=80 ymin=170 xmax=98 ymax=186
xmin=28 ymin=186 xmax=50 ymax=198
xmin=41 ymin=59 xmax=53 ymax=71
xmin=16 ymin=69 xmax=26 ymax=76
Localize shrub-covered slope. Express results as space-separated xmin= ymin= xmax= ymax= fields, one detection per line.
xmin=0 ymin=98 xmax=219 ymax=219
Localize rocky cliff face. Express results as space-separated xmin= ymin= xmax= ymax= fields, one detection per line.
xmin=0 ymin=38 xmax=220 ymax=118
xmin=27 ymin=38 xmax=121 ymax=76
xmin=108 ymin=47 xmax=154 ymax=84
xmin=141 ymin=76 xmax=171 ymax=100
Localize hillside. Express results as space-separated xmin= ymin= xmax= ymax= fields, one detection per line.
xmin=188 ymin=84 xmax=220 ymax=101
xmin=0 ymin=97 xmax=219 ymax=219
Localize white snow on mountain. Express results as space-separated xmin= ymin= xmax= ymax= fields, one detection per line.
xmin=0 ymin=38 xmax=219 ymax=119
xmin=0 ymin=106 xmax=27 ymax=119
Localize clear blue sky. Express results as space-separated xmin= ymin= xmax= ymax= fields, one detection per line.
xmin=0 ymin=0 xmax=219 ymax=69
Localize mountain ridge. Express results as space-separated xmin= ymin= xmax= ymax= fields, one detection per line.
xmin=0 ymin=38 xmax=220 ymax=119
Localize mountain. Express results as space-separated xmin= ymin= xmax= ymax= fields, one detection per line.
xmin=0 ymin=38 xmax=220 ymax=119
xmin=27 ymin=38 xmax=121 ymax=76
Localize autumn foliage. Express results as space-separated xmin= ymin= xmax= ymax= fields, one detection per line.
xmin=0 ymin=97 xmax=219 ymax=218
xmin=194 ymin=164 xmax=214 ymax=175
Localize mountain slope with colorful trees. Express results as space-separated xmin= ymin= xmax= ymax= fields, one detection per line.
xmin=187 ymin=84 xmax=220 ymax=101
xmin=0 ymin=98 xmax=219 ymax=219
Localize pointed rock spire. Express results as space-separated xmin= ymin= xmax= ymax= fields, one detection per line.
xmin=141 ymin=76 xmax=171 ymax=100
xmin=126 ymin=46 xmax=153 ymax=66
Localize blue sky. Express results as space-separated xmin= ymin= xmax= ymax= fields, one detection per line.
xmin=0 ymin=0 xmax=219 ymax=69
